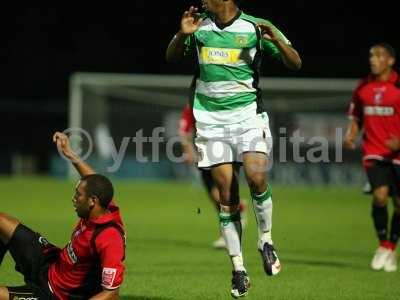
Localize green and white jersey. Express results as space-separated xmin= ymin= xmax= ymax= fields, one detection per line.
xmin=185 ymin=11 xmax=291 ymax=125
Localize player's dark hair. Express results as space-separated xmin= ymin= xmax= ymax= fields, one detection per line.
xmin=373 ymin=42 xmax=396 ymax=60
xmin=233 ymin=0 xmax=241 ymax=5
xmin=82 ymin=174 xmax=114 ymax=208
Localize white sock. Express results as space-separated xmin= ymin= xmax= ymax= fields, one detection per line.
xmin=252 ymin=187 xmax=273 ymax=250
xmin=220 ymin=211 xmax=246 ymax=271
xmin=232 ymin=255 xmax=246 ymax=272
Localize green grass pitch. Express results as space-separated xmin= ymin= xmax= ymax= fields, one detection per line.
xmin=0 ymin=177 xmax=399 ymax=300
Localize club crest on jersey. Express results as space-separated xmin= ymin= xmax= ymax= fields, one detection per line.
xmin=235 ymin=35 xmax=248 ymax=47
xmin=373 ymin=87 xmax=386 ymax=104
xmin=102 ymin=268 xmax=117 ymax=288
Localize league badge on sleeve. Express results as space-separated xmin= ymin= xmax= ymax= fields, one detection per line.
xmin=102 ymin=268 xmax=117 ymax=288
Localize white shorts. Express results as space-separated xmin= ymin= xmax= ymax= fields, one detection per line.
xmin=195 ymin=113 xmax=273 ymax=168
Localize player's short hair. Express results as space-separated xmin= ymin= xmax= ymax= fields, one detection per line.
xmin=233 ymin=0 xmax=241 ymax=5
xmin=81 ymin=174 xmax=114 ymax=208
xmin=373 ymin=42 xmax=397 ymax=60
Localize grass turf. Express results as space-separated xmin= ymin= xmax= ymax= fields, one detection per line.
xmin=0 ymin=177 xmax=399 ymax=300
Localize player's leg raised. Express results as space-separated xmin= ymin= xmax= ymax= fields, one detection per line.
xmin=242 ymin=152 xmax=281 ymax=276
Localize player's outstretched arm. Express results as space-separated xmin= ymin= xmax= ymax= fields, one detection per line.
xmin=166 ymin=6 xmax=202 ymax=63
xmin=258 ymin=24 xmax=302 ymax=71
xmin=53 ymin=131 xmax=96 ymax=177
xmin=343 ymin=119 xmax=360 ymax=150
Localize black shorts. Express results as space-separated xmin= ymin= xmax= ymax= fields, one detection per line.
xmin=7 ymin=224 xmax=58 ymax=300
xmin=200 ymin=169 xmax=214 ymax=194
xmin=365 ymin=160 xmax=400 ymax=195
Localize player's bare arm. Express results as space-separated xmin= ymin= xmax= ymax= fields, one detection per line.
xmin=53 ymin=131 xmax=96 ymax=177
xmin=343 ymin=119 xmax=360 ymax=150
xmin=258 ymin=24 xmax=302 ymax=71
xmin=166 ymin=6 xmax=203 ymax=63
xmin=89 ymin=289 xmax=119 ymax=300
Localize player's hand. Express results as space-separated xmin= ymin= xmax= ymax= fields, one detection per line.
xmin=343 ymin=135 xmax=356 ymax=150
xmin=257 ymin=24 xmax=279 ymax=43
xmin=180 ymin=6 xmax=203 ymax=35
xmin=53 ymin=132 xmax=78 ymax=161
xmin=386 ymin=136 xmax=400 ymax=152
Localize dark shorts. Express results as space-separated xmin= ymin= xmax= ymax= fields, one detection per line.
xmin=199 ymin=164 xmax=241 ymax=194
xmin=7 ymin=224 xmax=58 ymax=300
xmin=365 ymin=160 xmax=400 ymax=195
xmin=200 ymin=169 xmax=214 ymax=194
xmin=199 ymin=168 xmax=241 ymax=206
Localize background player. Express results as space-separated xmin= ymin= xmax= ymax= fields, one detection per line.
xmin=0 ymin=132 xmax=125 ymax=299
xmin=344 ymin=43 xmax=400 ymax=272
xmin=167 ymin=0 xmax=302 ymax=297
